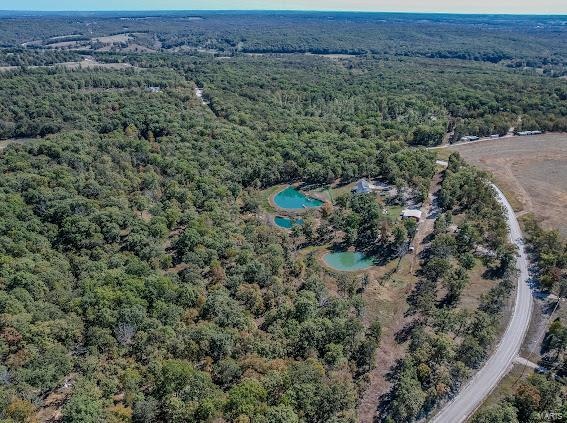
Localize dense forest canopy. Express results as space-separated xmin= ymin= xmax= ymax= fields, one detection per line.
xmin=0 ymin=62 xmax=435 ymax=422
xmin=0 ymin=11 xmax=565 ymax=145
xmin=1 ymin=55 xmax=566 ymax=145
xmin=0 ymin=10 xmax=565 ymax=423
xmin=0 ymin=11 xmax=566 ymax=67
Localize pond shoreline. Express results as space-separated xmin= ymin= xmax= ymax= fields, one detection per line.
xmin=318 ymin=248 xmax=376 ymax=273
xmin=269 ymin=184 xmax=327 ymax=214
xmin=273 ymin=215 xmax=304 ymax=230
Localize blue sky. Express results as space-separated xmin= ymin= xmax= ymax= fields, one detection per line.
xmin=3 ymin=0 xmax=567 ymax=14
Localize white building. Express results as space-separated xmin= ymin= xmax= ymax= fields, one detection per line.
xmin=401 ymin=209 xmax=422 ymax=221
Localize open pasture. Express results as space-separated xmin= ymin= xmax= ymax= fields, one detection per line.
xmin=449 ymin=134 xmax=567 ymax=237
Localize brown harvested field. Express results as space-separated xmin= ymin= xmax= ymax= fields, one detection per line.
xmin=46 ymin=40 xmax=84 ymax=48
xmin=93 ymin=33 xmax=133 ymax=43
xmin=67 ymin=60 xmax=134 ymax=70
xmin=448 ymin=134 xmax=567 ymax=238
xmin=0 ymin=60 xmax=136 ymax=73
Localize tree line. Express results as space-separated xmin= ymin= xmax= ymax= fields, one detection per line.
xmin=472 ymin=219 xmax=567 ymax=423
xmin=383 ymin=154 xmax=515 ymax=421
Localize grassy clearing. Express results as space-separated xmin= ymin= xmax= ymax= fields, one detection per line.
xmin=447 ymin=134 xmax=567 ymax=237
xmin=363 ymin=256 xmax=415 ymax=326
xmin=308 ymin=182 xmax=355 ymax=203
xmin=94 ymin=34 xmax=133 ymax=43
xmin=0 ymin=137 xmax=40 ymax=151
xmin=259 ymin=184 xmax=285 ymax=214
xmin=386 ymin=205 xmax=403 ymax=220
xmin=436 ymin=148 xmax=453 ymax=161
xmin=459 ymin=261 xmax=498 ymax=311
xmin=493 ymin=183 xmax=524 ymax=213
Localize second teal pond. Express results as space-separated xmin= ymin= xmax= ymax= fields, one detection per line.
xmin=323 ymin=251 xmax=374 ymax=271
xmin=274 ymin=216 xmax=304 ymax=229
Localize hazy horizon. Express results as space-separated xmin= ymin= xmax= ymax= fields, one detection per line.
xmin=3 ymin=0 xmax=567 ymax=15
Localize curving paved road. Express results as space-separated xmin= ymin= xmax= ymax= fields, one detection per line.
xmin=430 ymin=183 xmax=533 ymax=423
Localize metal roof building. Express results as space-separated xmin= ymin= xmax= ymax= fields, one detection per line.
xmin=401 ymin=209 xmax=422 ymax=221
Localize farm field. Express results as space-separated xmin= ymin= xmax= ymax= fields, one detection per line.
xmin=449 ymin=134 xmax=567 ymax=238
xmin=0 ymin=58 xmax=134 ymax=72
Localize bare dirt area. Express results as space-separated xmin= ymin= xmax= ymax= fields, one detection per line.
xmin=357 ymin=256 xmax=416 ymax=423
xmin=61 ymin=59 xmax=135 ymax=70
xmin=358 ymin=167 xmax=444 ymax=423
xmin=93 ymin=33 xmax=134 ymax=44
xmin=0 ymin=59 xmax=136 ymax=72
xmin=0 ymin=137 xmax=38 ymax=151
xmin=449 ymin=134 xmax=567 ymax=238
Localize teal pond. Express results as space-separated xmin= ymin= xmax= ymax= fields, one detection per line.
xmin=323 ymin=251 xmax=374 ymax=271
xmin=274 ymin=186 xmax=324 ymax=210
xmin=274 ymin=216 xmax=304 ymax=229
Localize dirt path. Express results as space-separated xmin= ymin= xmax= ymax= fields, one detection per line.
xmin=411 ymin=170 xmax=444 ymax=271
xmin=357 ymin=167 xmax=444 ymax=423
xmin=358 ymin=286 xmax=410 ymax=423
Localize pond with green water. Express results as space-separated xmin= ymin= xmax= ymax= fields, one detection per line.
xmin=274 ymin=216 xmax=304 ymax=229
xmin=274 ymin=186 xmax=324 ymax=210
xmin=323 ymin=251 xmax=374 ymax=271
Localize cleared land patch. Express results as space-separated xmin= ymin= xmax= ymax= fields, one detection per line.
xmin=0 ymin=59 xmax=135 ymax=72
xmin=449 ymin=134 xmax=567 ymax=238
xmin=94 ymin=34 xmax=133 ymax=43
xmin=0 ymin=137 xmax=38 ymax=150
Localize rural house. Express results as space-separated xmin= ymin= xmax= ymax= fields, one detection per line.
xmin=354 ymin=178 xmax=379 ymax=194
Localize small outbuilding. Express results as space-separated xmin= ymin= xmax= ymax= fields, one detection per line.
xmin=401 ymin=209 xmax=422 ymax=221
